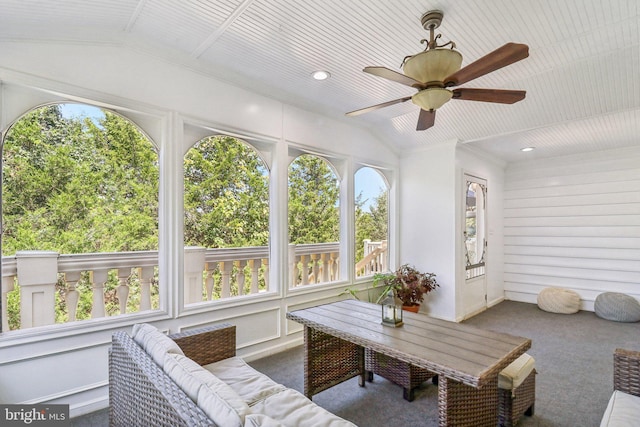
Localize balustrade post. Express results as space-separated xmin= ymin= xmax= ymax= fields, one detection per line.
xmin=16 ymin=251 xmax=59 ymax=329
xmin=64 ymin=271 xmax=81 ymax=322
xmin=2 ymin=276 xmax=16 ymax=331
xmin=184 ymin=247 xmax=206 ymax=304
xmin=219 ymin=261 xmax=232 ymax=298
xmin=329 ymin=252 xmax=338 ymax=281
xmin=310 ymin=254 xmax=319 ymax=284
xmin=363 ymin=239 xmax=371 ymax=256
xmin=116 ymin=268 xmax=131 ymax=314
xmin=363 ymin=239 xmax=372 ymax=275
xmin=235 ymin=260 xmax=246 ymax=296
xmin=381 ymin=240 xmax=388 ymax=272
xmin=320 ymin=253 xmax=329 ymax=283
xmin=91 ymin=270 xmax=107 ymax=318
xmin=138 ymin=266 xmax=154 ymax=311
xmin=249 ymin=259 xmax=260 ymax=294
xmin=204 ymin=263 xmax=215 ymax=300
xmin=262 ymin=259 xmax=269 ymax=290
xmin=300 ymin=255 xmax=309 ymax=286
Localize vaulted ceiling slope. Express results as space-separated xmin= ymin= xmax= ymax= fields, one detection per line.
xmin=1 ymin=0 xmax=639 ymax=162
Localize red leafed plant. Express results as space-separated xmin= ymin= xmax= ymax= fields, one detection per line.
xmin=374 ymin=264 xmax=439 ymax=307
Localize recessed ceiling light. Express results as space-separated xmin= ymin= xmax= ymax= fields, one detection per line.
xmin=311 ymin=70 xmax=331 ymax=80
xmin=520 ymin=147 xmax=535 ymax=152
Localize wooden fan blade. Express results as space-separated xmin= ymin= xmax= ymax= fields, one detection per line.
xmin=364 ymin=66 xmax=423 ymax=88
xmin=452 ymin=88 xmax=526 ymax=104
xmin=346 ymin=96 xmax=412 ymax=116
xmin=416 ymin=109 xmax=436 ymax=131
xmin=444 ymin=43 xmax=529 ymax=87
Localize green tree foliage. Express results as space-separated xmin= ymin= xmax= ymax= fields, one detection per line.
xmin=184 ymin=136 xmax=269 ymax=248
xmin=2 ymin=105 xmax=159 ymax=255
xmin=288 ymin=155 xmax=340 ymax=244
xmin=2 ymin=104 xmax=160 ymax=329
xmin=355 ymin=190 xmax=388 ymax=261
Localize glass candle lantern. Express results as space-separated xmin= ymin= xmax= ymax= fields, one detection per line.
xmin=380 ymin=291 xmax=403 ymax=327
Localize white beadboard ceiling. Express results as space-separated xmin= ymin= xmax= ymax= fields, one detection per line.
xmin=1 ymin=0 xmax=639 ymax=162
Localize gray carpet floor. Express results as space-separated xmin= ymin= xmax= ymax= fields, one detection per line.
xmin=72 ymin=300 xmax=640 ymax=426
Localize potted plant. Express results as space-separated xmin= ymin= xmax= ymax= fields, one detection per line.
xmin=373 ymin=264 xmax=439 ymax=312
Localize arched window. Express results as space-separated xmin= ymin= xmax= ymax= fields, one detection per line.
xmin=354 ymin=167 xmax=389 ymax=277
xmin=183 ymin=135 xmax=270 ymax=303
xmin=1 ymin=103 xmax=159 ymax=331
xmin=288 ymin=154 xmax=340 ymax=287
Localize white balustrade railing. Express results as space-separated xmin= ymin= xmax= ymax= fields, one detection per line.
xmin=355 ymin=239 xmax=388 ymax=277
xmin=1 ymin=243 xmax=349 ymax=331
xmin=288 ymin=243 xmax=339 ymax=287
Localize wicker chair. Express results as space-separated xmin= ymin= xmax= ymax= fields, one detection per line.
xmin=109 ymin=324 xmax=236 ymax=427
xmin=613 ymin=348 xmax=640 ymax=396
xmin=600 ymin=348 xmax=640 ymax=425
xmin=365 ymin=348 xmax=437 ymax=401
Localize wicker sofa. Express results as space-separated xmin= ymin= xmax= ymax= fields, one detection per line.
xmin=109 ymin=323 xmax=356 ymax=427
xmin=600 ymin=348 xmax=640 ymax=427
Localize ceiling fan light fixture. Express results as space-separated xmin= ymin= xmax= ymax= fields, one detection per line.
xmin=403 ymin=48 xmax=462 ymax=84
xmin=412 ymin=87 xmax=452 ymax=111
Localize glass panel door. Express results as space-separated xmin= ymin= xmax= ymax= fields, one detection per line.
xmin=465 ymin=179 xmax=486 ymax=280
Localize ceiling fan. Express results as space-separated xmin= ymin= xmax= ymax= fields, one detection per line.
xmin=346 ymin=10 xmax=529 ymax=131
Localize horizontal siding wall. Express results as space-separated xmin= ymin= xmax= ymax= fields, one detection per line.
xmin=503 ymin=146 xmax=640 ymax=311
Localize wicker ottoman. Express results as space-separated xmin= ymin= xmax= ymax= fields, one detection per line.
xmin=537 ymin=287 xmax=580 ymax=314
xmin=595 ymin=292 xmax=640 ymax=323
xmin=498 ymin=353 xmax=536 ymax=427
xmin=365 ymin=348 xmax=436 ymax=401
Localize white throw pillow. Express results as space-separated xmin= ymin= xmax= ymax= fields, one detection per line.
xmin=163 ymin=353 xmax=251 ymax=426
xmin=132 ymin=323 xmax=184 ymax=368
xmin=163 ymin=353 xmax=205 ymax=402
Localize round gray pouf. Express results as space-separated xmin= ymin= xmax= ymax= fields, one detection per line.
xmin=594 ymin=292 xmax=640 ymax=323
xmin=537 ymin=287 xmax=581 ymax=314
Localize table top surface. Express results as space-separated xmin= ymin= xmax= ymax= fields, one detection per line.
xmin=286 ymin=299 xmax=531 ymax=387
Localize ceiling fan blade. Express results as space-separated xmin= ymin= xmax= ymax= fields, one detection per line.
xmin=346 ymin=96 xmax=412 ymax=116
xmin=416 ymin=109 xmax=436 ymax=131
xmin=444 ymin=43 xmax=529 ymax=87
xmin=364 ymin=66 xmax=423 ymax=88
xmin=452 ymin=88 xmax=526 ymax=104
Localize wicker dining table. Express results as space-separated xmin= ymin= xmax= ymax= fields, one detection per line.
xmin=286 ymin=299 xmax=531 ymax=427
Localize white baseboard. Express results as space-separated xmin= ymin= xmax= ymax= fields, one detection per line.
xmin=69 ymin=396 xmax=109 ymax=418
xmin=241 ymin=338 xmax=304 ymax=362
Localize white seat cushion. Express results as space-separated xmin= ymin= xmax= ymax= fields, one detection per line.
xmin=499 ymin=353 xmax=536 ymax=391
xmin=600 ymin=390 xmax=640 ymax=427
xmin=131 ymin=323 xmax=184 ymax=368
xmin=204 ymin=356 xmax=286 ymax=405
xmin=244 ymin=414 xmax=287 ymax=427
xmin=164 ymin=353 xmax=251 ymax=427
xmin=250 ymin=388 xmax=357 ymax=427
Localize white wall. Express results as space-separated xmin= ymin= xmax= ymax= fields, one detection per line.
xmin=503 ymin=146 xmax=640 ymax=310
xmin=398 ymin=140 xmax=457 ymax=321
xmin=398 ymin=142 xmax=506 ymax=322
xmin=0 ymin=41 xmax=400 ymax=416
